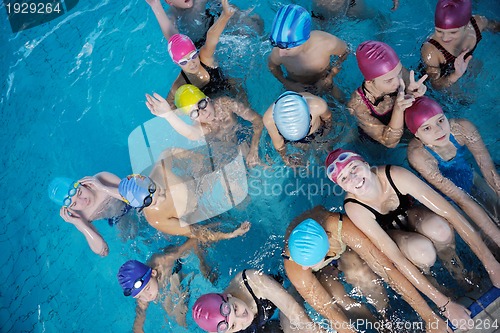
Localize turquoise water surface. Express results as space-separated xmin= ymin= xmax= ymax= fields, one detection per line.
xmin=1 ymin=0 xmax=499 ymax=332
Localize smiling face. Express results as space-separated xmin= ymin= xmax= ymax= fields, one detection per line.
xmin=67 ymin=185 xmax=95 ymax=211
xmin=336 ymin=160 xmax=373 ymax=195
xmin=415 ymin=114 xmax=451 ymax=147
xmin=371 ymin=62 xmax=403 ymax=94
xmin=224 ymin=296 xmax=254 ymax=332
xmin=189 ymin=98 xmax=215 ymax=123
xmin=134 ymin=270 xmax=159 ymax=302
xmin=165 ymin=0 xmax=194 ymax=9
xmin=434 ymin=26 xmax=466 ymax=45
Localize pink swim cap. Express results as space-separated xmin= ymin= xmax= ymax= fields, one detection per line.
xmin=167 ymin=34 xmax=196 ymax=63
xmin=356 ymin=41 xmax=400 ymax=81
xmin=325 ymin=149 xmax=365 ymax=184
xmin=192 ymin=293 xmax=229 ymax=332
xmin=435 ymin=0 xmax=472 ymax=29
xmin=405 ymin=96 xmax=444 ymax=134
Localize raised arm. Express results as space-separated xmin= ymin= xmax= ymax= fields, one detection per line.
xmin=407 ymin=138 xmax=500 ymax=248
xmin=145 ymin=0 xmax=178 ymax=40
xmin=146 ymin=92 xmax=205 ymax=140
xmin=420 ymin=43 xmax=470 ymax=89
xmin=390 ymin=166 xmax=500 ymax=288
xmin=341 ymin=216 xmax=447 ymax=332
xmin=78 ymin=172 xmax=122 ymax=201
xmin=60 ymin=207 xmax=109 ymax=256
xmin=199 ymin=0 xmax=235 ymax=67
xmin=345 ymin=201 xmax=472 ymax=326
xmin=243 ymin=269 xmax=331 ymax=333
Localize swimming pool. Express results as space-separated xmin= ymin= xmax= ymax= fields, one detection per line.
xmin=1 ymin=0 xmax=498 ymax=332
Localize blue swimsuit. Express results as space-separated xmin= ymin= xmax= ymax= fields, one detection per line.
xmin=424 ymin=134 xmax=474 ymax=193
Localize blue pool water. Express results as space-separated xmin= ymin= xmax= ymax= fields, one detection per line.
xmin=0 ymin=0 xmax=499 ymax=332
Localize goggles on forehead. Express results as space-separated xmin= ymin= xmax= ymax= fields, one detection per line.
xmin=123 ymin=268 xmax=152 ymax=297
xmin=177 ymin=50 xmax=199 ymax=66
xmin=63 ymin=182 xmax=80 ymax=207
xmin=216 ymin=294 xmax=232 ymax=333
xmin=326 ymin=152 xmax=361 ymax=182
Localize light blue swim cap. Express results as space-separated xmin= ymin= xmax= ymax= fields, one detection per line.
xmin=273 ymin=91 xmax=311 ymax=141
xmin=48 ymin=177 xmax=74 ymax=206
xmin=289 ymin=218 xmax=330 ymax=266
xmin=270 ymin=5 xmax=311 ymax=48
xmin=118 ymin=174 xmax=156 ymax=208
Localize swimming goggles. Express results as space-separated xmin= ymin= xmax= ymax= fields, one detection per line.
xmin=142 ymin=181 xmax=157 ymax=208
xmin=215 ymin=294 xmax=232 ymax=333
xmin=123 ymin=268 xmax=152 ymax=297
xmin=63 ymin=182 xmax=80 ymax=207
xmin=269 ymin=38 xmax=304 ymax=50
xmin=326 ymin=152 xmax=360 ymax=181
xmin=189 ymin=97 xmax=210 ymax=120
xmin=177 ymin=50 xmax=199 ymax=66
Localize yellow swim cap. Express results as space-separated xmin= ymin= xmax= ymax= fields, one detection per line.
xmin=174 ymin=84 xmax=206 ymax=113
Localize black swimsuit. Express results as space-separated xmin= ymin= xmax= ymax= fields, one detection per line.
xmin=344 ymin=165 xmax=413 ymax=231
xmin=181 ymin=61 xmax=231 ymax=96
xmin=427 ymin=17 xmax=482 ymax=77
xmin=236 ymin=270 xmax=277 ymax=333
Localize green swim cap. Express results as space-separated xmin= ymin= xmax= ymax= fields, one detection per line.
xmin=174 ymin=84 xmax=206 ymax=112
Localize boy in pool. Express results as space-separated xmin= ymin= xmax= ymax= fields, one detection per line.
xmin=119 ymin=169 xmax=250 ymax=242
xmin=268 ymin=5 xmax=348 ymax=98
xmin=421 ymin=0 xmax=499 ymax=89
xmin=48 ymin=172 xmax=130 ymax=256
xmin=147 ymin=84 xmax=264 ymax=168
xmin=118 ymin=238 xmax=212 ymax=330
xmin=263 ymin=91 xmax=332 ymax=167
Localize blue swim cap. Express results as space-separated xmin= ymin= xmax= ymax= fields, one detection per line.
xmin=118 ymin=174 xmax=156 ymax=208
xmin=273 ymin=91 xmax=311 ymax=141
xmin=289 ymin=218 xmax=330 ymax=266
xmin=48 ymin=177 xmax=75 ymax=206
xmin=117 ymin=260 xmax=152 ymax=297
xmin=270 ymin=5 xmax=311 ymax=48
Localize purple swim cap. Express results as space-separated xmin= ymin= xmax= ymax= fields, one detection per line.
xmin=117 ymin=260 xmax=152 ymax=297
xmin=356 ymin=41 xmax=400 ymax=81
xmin=435 ymin=0 xmax=472 ymax=29
xmin=405 ymin=96 xmax=444 ymax=134
xmin=192 ymin=293 xmax=229 ymax=332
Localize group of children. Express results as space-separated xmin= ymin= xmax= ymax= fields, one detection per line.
xmin=48 ymin=0 xmax=499 ymax=332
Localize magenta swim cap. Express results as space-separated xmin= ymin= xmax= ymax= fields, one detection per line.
xmin=356 ymin=41 xmax=400 ymax=81
xmin=167 ymin=34 xmax=196 ymax=63
xmin=405 ymin=96 xmax=444 ymax=134
xmin=325 ymin=149 xmax=365 ymax=184
xmin=435 ymin=0 xmax=472 ymax=29
xmin=192 ymin=293 xmax=230 ymax=332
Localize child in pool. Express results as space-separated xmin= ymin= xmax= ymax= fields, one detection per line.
xmin=263 ymin=91 xmax=332 ymax=167
xmin=147 ymin=84 xmax=263 ymax=167
xmin=326 ymin=149 xmax=500 ymax=330
xmin=267 ymin=5 xmax=348 ymax=98
xmin=421 ymin=0 xmax=500 ymax=89
xmin=347 ymin=41 xmax=428 ymax=148
xmin=48 ymin=172 xmax=129 ymax=256
xmin=118 ymin=239 xmax=212 ymax=330
xmin=405 ymin=96 xmax=500 ymax=249
xmin=283 ymin=206 xmax=448 ymax=333
xmin=119 ymin=170 xmax=250 ymax=242
xmin=192 ymin=270 xmax=327 ymax=333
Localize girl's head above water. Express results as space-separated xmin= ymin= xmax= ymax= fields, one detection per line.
xmin=435 ymin=0 xmax=471 ymax=29
xmin=356 ymin=41 xmax=401 ymax=81
xmin=167 ymin=34 xmax=196 ymax=64
xmin=325 ymin=149 xmax=365 ymax=184
xmin=405 ymin=96 xmax=445 ymax=135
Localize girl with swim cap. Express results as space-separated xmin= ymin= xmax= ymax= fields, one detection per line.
xmin=421 ymin=0 xmax=499 ymax=89
xmin=118 ymin=239 xmax=214 ymax=330
xmin=47 ymin=172 xmax=130 ymax=256
xmin=347 ymin=41 xmax=428 ymax=148
xmin=263 ymin=91 xmax=332 ymax=167
xmin=283 ymin=206 xmax=448 ymax=332
xmin=405 ymin=96 xmax=500 ymax=249
xmin=326 ymin=148 xmax=500 ymax=330
xmin=147 ymin=84 xmax=264 ymax=167
xmin=192 ymin=270 xmax=325 ymax=333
